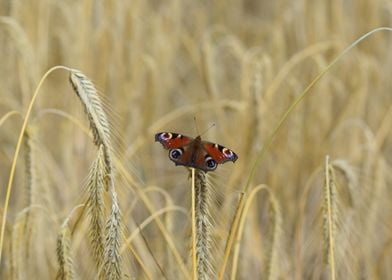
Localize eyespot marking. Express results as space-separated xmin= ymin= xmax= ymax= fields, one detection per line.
xmin=169 ymin=148 xmax=183 ymax=160
xmin=205 ymin=156 xmax=217 ymax=170
xmin=223 ymin=148 xmax=233 ymax=157
xmin=161 ymin=132 xmax=172 ymax=140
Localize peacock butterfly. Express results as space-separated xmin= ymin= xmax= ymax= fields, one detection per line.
xmin=155 ymin=132 xmax=238 ymax=172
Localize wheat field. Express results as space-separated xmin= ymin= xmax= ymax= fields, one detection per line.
xmin=1 ymin=1 xmax=392 ymax=279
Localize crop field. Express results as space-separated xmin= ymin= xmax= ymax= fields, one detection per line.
xmin=0 ymin=1 xmax=391 ymax=279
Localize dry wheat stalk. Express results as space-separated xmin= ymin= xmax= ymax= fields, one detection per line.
xmin=229 ymin=185 xmax=283 ymax=280
xmin=323 ymin=155 xmax=337 ymax=280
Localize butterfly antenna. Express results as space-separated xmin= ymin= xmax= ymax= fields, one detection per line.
xmin=194 ymin=116 xmax=201 ymax=136
xmin=200 ymin=123 xmax=216 ymax=137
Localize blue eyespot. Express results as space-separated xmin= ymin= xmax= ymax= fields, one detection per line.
xmin=205 ymin=156 xmax=217 ymax=170
xmin=169 ymin=149 xmax=182 ymax=160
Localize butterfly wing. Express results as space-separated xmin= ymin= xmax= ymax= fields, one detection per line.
xmin=155 ymin=132 xmax=238 ymax=172
xmin=189 ymin=140 xmax=238 ymax=172
xmin=155 ymin=132 xmax=193 ymax=149
xmin=155 ymin=132 xmax=195 ymax=167
xmin=192 ymin=146 xmax=218 ymax=172
xmin=202 ymin=141 xmax=238 ymax=164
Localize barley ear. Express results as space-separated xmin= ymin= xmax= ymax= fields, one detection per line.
xmin=69 ymin=69 xmax=114 ymax=191
xmin=323 ymin=155 xmax=337 ymax=280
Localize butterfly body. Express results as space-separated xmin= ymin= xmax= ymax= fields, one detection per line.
xmin=155 ymin=132 xmax=238 ymax=172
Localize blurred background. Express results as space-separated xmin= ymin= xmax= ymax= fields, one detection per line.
xmin=0 ymin=0 xmax=392 ymax=279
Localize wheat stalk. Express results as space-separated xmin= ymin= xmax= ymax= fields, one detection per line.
xmin=191 ymin=168 xmax=197 ymax=280
xmin=323 ymin=155 xmax=337 ymax=280
xmin=230 ymin=185 xmax=282 ymax=280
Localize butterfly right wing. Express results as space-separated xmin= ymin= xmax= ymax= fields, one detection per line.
xmin=202 ymin=141 xmax=238 ymax=164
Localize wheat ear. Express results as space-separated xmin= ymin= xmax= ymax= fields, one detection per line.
xmin=330 ymin=159 xmax=357 ymax=207
xmin=23 ymin=128 xmax=36 ymax=262
xmin=11 ymin=212 xmax=24 ymax=280
xmin=192 ymin=169 xmax=214 ymax=280
xmin=56 ymin=220 xmax=74 ymax=280
xmin=69 ymin=69 xmax=114 ymax=191
xmin=323 ymin=155 xmax=337 ymax=280
xmin=86 ymin=144 xmax=106 ymax=267
xmin=265 ymin=192 xmax=282 ymax=280
xmin=23 ymin=128 xmax=35 ymax=216
xmin=99 ymin=192 xmax=122 ymax=280
xmin=69 ymin=69 xmax=122 ymax=278
xmin=9 ymin=128 xmax=38 ymax=279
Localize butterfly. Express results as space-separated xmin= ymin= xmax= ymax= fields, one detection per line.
xmin=155 ymin=132 xmax=238 ymax=172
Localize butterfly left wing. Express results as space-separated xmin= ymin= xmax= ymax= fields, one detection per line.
xmin=202 ymin=141 xmax=238 ymax=164
xmin=155 ymin=132 xmax=193 ymax=149
xmin=189 ymin=141 xmax=238 ymax=172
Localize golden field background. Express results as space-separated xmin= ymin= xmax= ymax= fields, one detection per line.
xmin=0 ymin=0 xmax=392 ymax=279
